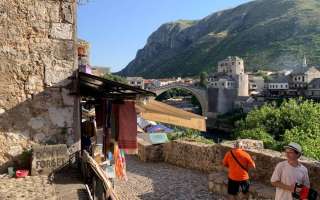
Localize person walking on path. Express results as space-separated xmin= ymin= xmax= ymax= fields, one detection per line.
xmin=271 ymin=142 xmax=310 ymax=200
xmin=223 ymin=140 xmax=256 ymax=200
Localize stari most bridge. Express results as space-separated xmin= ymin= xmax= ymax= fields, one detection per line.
xmin=149 ymin=83 xmax=208 ymax=117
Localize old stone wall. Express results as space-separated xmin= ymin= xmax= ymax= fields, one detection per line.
xmin=207 ymin=88 xmax=237 ymax=114
xmin=0 ymin=0 xmax=78 ymax=172
xmin=138 ymin=140 xmax=320 ymax=191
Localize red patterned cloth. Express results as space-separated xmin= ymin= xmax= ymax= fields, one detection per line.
xmin=113 ymin=101 xmax=137 ymax=149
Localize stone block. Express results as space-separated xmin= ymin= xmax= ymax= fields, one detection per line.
xmin=137 ymin=138 xmax=164 ymax=162
xmin=163 ymin=140 xmax=216 ymax=172
xmin=53 ymin=40 xmax=75 ymax=61
xmin=28 ymin=1 xmax=48 ymax=21
xmin=44 ymin=59 xmax=74 ymax=86
xmin=49 ymin=23 xmax=73 ymax=40
xmin=47 ymin=1 xmax=60 ymax=23
xmin=25 ymin=75 xmax=44 ymax=95
xmin=61 ymin=3 xmax=74 ymax=24
xmin=7 ymin=145 xmax=23 ymax=157
xmin=221 ymin=139 xmax=264 ymax=150
xmin=62 ymin=88 xmax=74 ymax=106
xmin=28 ymin=117 xmax=45 ymax=130
xmin=33 ymin=133 xmax=46 ymax=143
xmin=31 ymin=144 xmax=69 ymax=176
xmin=48 ymin=106 xmax=73 ymax=128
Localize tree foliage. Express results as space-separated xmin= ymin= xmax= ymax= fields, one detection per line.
xmin=103 ymin=73 xmax=128 ymax=84
xmin=235 ymin=99 xmax=320 ymax=159
xmin=167 ymin=127 xmax=214 ymax=144
xmin=199 ymin=72 xmax=208 ymax=88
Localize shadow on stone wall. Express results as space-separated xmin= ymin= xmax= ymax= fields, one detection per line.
xmin=0 ymin=79 xmax=78 ymax=173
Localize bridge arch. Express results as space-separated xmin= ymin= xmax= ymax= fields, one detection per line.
xmin=150 ymin=84 xmax=208 ymax=117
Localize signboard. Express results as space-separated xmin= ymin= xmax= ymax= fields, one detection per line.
xmin=31 ymin=144 xmax=69 ymax=175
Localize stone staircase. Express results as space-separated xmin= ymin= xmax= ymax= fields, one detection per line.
xmin=208 ymin=172 xmax=275 ymax=200
xmin=53 ymin=167 xmax=89 ymax=200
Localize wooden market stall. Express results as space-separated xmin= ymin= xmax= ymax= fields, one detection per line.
xmin=77 ymin=72 xmax=207 ymax=199
xmin=77 ymin=72 xmax=155 ymax=199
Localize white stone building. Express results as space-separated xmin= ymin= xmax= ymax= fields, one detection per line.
xmin=289 ymin=66 xmax=320 ymax=89
xmin=268 ymin=76 xmax=289 ymax=90
xmin=127 ymin=77 xmax=145 ymax=89
xmin=249 ymin=76 xmax=265 ymax=94
xmin=208 ymin=75 xmax=236 ymax=89
xmin=307 ymin=78 xmax=320 ymax=97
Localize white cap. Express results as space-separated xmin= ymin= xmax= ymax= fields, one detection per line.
xmin=284 ymin=142 xmax=302 ymax=154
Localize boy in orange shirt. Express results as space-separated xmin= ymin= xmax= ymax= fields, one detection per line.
xmin=223 ymin=140 xmax=256 ymax=200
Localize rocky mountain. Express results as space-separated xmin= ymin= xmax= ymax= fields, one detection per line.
xmin=119 ymin=0 xmax=320 ymax=78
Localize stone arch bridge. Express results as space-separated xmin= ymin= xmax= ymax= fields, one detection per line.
xmin=149 ymin=84 xmax=208 ymax=117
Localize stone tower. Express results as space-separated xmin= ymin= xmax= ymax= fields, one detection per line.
xmin=217 ymin=56 xmax=248 ymax=96
xmin=217 ymin=56 xmax=245 ymax=76
xmin=0 ymin=0 xmax=78 ymax=172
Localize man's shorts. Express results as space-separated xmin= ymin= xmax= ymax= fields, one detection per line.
xmin=227 ymin=178 xmax=250 ymax=195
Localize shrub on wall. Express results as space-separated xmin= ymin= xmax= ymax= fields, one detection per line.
xmin=167 ymin=127 xmax=214 ymax=144
xmin=235 ymin=99 xmax=320 ymax=160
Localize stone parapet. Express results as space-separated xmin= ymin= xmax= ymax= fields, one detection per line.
xmin=208 ymin=172 xmax=275 ymax=200
xmin=137 ymin=139 xmax=164 ymax=162
xmin=138 ymin=139 xmax=320 ymax=192
xmin=163 ymin=140 xmax=216 ymax=172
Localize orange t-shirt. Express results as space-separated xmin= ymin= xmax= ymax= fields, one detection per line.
xmin=223 ymin=149 xmax=255 ymax=181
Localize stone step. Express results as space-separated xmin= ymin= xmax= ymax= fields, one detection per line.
xmin=208 ymin=172 xmax=275 ymax=200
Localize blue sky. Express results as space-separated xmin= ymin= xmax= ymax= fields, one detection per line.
xmin=78 ymin=0 xmax=252 ymax=72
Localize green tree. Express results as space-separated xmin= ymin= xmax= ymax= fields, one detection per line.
xmin=199 ymin=72 xmax=208 ymax=88
xmin=235 ymin=99 xmax=320 ymax=159
xmin=156 ymin=92 xmax=172 ymax=101
xmin=103 ymin=73 xmax=128 ymax=84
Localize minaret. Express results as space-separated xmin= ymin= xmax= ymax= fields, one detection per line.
xmin=303 ymin=55 xmax=307 ymax=68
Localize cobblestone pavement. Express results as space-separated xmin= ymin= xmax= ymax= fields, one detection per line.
xmin=0 ymin=167 xmax=88 ymax=200
xmin=0 ymin=175 xmax=56 ymax=200
xmin=114 ymin=156 xmax=225 ymax=200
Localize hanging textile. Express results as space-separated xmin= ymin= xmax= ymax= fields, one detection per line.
xmin=113 ymin=101 xmax=137 ymax=149
xmin=102 ymin=99 xmax=112 ymax=156
xmin=114 ymin=143 xmax=127 ymax=181
xmin=110 ymin=103 xmax=119 ymax=141
xmin=82 ymin=120 xmax=96 ymax=137
xmin=95 ymin=103 xmax=103 ymax=128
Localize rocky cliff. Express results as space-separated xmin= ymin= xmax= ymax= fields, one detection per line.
xmin=119 ymin=0 xmax=320 ymax=78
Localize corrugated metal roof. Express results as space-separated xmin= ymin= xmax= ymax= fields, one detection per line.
xmin=78 ymin=72 xmax=155 ymax=99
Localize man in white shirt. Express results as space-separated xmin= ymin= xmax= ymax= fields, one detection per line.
xmin=271 ymin=142 xmax=310 ymax=200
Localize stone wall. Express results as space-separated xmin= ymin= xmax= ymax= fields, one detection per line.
xmin=137 ymin=139 xmax=164 ymax=162
xmin=207 ymin=88 xmax=237 ymax=114
xmin=0 ymin=0 xmax=78 ymax=172
xmin=138 ymin=140 xmax=320 ymax=191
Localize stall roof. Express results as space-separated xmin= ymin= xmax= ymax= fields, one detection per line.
xmin=135 ymin=100 xmax=206 ymax=132
xmin=78 ymin=72 xmax=155 ymax=99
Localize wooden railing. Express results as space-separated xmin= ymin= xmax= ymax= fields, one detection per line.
xmin=81 ymin=151 xmax=119 ymax=200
